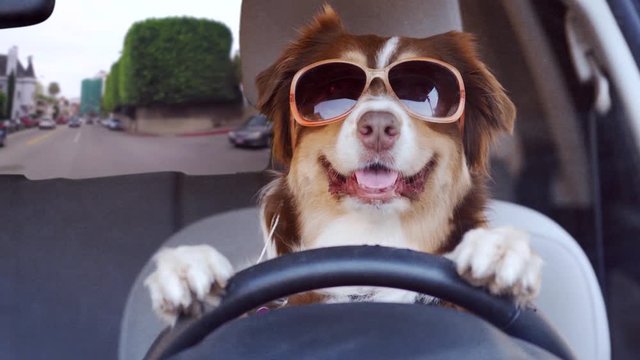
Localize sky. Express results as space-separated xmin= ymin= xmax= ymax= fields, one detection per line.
xmin=0 ymin=0 xmax=242 ymax=99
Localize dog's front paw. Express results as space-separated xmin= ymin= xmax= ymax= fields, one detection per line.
xmin=144 ymin=245 xmax=233 ymax=325
xmin=446 ymin=227 xmax=542 ymax=306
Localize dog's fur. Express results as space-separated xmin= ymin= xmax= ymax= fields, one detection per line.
xmin=145 ymin=5 xmax=542 ymax=324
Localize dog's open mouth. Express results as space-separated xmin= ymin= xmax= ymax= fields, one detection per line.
xmin=321 ymin=156 xmax=436 ymax=203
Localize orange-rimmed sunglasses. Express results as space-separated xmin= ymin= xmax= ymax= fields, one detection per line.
xmin=289 ymin=57 xmax=466 ymax=135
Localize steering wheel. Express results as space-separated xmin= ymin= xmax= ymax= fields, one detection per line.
xmin=144 ymin=246 xmax=575 ymax=360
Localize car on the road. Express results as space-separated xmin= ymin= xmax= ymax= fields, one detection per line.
xmin=68 ymin=117 xmax=81 ymax=128
xmin=107 ymin=118 xmax=125 ymax=131
xmin=1 ymin=120 xmax=12 ymax=133
xmin=3 ymin=118 xmax=22 ymax=133
xmin=55 ymin=116 xmax=68 ymax=125
xmin=38 ymin=118 xmax=56 ymax=129
xmin=0 ymin=123 xmax=6 ymax=147
xmin=21 ymin=116 xmax=39 ymax=128
xmin=228 ymin=114 xmax=272 ymax=148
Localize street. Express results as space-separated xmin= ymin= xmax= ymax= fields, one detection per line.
xmin=0 ymin=124 xmax=270 ymax=179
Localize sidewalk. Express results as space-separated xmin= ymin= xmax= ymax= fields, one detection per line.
xmin=125 ymin=114 xmax=248 ymax=137
xmin=129 ymin=126 xmax=234 ymax=137
xmin=122 ymin=104 xmax=253 ymax=137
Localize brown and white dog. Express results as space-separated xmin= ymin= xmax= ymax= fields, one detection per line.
xmin=145 ymin=5 xmax=542 ymax=324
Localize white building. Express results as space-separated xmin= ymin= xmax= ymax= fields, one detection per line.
xmin=0 ymin=46 xmax=37 ymax=119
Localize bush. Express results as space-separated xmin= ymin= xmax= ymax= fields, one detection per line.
xmin=6 ymin=72 xmax=15 ymax=118
xmin=119 ymin=17 xmax=240 ymax=106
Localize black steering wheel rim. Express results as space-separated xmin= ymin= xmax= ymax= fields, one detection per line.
xmin=144 ymin=245 xmax=575 ymax=360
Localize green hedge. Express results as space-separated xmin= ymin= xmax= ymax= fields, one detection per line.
xmin=103 ymin=17 xmax=240 ymax=111
xmin=133 ymin=17 xmax=239 ymax=106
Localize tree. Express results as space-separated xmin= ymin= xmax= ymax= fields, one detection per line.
xmin=48 ymin=82 xmax=60 ymax=97
xmin=6 ymin=72 xmax=15 ymax=118
xmin=0 ymin=91 xmax=6 ymax=118
xmin=35 ymin=81 xmax=45 ymax=97
xmin=232 ymin=52 xmax=242 ymax=88
xmin=102 ymin=60 xmax=121 ymax=112
xmin=53 ymin=104 xmax=59 ymax=120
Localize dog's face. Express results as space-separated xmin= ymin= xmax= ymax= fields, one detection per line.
xmin=257 ymin=6 xmax=515 ymax=247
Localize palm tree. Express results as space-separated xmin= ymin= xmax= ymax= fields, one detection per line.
xmin=48 ymin=82 xmax=61 ymax=97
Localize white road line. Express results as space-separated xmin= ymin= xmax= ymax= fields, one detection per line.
xmin=73 ymin=131 xmax=81 ymax=143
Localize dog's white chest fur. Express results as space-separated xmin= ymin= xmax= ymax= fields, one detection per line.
xmin=306 ymin=211 xmax=413 ymax=250
xmin=303 ymin=209 xmax=428 ymax=304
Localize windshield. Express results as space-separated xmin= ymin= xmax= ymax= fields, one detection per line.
xmin=2 ymin=1 xmax=640 ymax=360
xmin=0 ymin=0 xmax=269 ymax=180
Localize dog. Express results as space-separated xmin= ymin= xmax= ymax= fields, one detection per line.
xmin=144 ymin=5 xmax=542 ymax=325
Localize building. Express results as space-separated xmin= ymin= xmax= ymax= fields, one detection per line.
xmin=0 ymin=46 xmax=37 ymax=119
xmin=80 ymin=72 xmax=106 ymax=116
xmin=69 ymin=97 xmax=80 ymax=117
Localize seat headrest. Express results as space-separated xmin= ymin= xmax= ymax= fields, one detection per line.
xmin=240 ymin=0 xmax=462 ymax=106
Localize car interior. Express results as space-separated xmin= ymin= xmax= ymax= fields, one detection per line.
xmin=3 ymin=0 xmax=640 ymax=359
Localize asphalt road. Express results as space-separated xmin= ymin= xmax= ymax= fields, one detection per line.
xmin=0 ymin=124 xmax=270 ymax=179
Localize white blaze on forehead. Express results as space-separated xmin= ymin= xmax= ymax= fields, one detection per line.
xmin=376 ymin=37 xmax=400 ymax=69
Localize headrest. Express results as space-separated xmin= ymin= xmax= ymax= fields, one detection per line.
xmin=239 ymin=0 xmax=462 ymax=106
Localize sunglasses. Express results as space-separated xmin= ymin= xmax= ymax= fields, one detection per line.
xmin=289 ymin=57 xmax=466 ymax=134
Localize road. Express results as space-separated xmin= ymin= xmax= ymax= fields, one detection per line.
xmin=0 ymin=124 xmax=270 ymax=179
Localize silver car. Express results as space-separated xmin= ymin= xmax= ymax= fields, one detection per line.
xmin=38 ymin=118 xmax=56 ymax=129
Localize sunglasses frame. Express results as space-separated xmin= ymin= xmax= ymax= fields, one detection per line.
xmin=289 ymin=57 xmax=466 ymax=131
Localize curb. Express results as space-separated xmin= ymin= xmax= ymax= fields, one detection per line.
xmin=177 ymin=127 xmax=232 ymax=137
xmin=128 ymin=127 xmax=233 ymax=137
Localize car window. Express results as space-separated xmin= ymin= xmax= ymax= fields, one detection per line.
xmin=244 ymin=115 xmax=266 ymax=126
xmin=0 ymin=0 xmax=268 ymax=180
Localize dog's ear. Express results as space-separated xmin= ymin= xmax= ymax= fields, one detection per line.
xmin=437 ymin=32 xmax=516 ymax=175
xmin=256 ymin=4 xmax=345 ymax=166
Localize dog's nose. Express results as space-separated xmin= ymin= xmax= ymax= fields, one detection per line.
xmin=357 ymin=111 xmax=400 ymax=151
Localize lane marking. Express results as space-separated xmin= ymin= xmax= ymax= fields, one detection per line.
xmin=26 ymin=130 xmax=58 ymax=146
xmin=73 ymin=131 xmax=81 ymax=143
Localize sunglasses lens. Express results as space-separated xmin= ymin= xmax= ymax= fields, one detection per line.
xmin=294 ymin=63 xmax=366 ymax=122
xmin=389 ymin=61 xmax=461 ymax=119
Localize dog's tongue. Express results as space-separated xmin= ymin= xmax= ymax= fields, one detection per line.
xmin=355 ymin=169 xmax=399 ymax=189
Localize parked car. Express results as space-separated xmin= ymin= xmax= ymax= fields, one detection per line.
xmin=0 ymin=123 xmax=6 ymax=147
xmin=228 ymin=114 xmax=273 ymax=148
xmin=38 ymin=118 xmax=56 ymax=129
xmin=3 ymin=118 xmax=22 ymax=133
xmin=68 ymin=117 xmax=81 ymax=128
xmin=107 ymin=118 xmax=124 ymax=131
xmin=55 ymin=116 xmax=68 ymax=125
xmin=21 ymin=116 xmax=39 ymax=128
xmin=1 ymin=120 xmax=11 ymax=133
